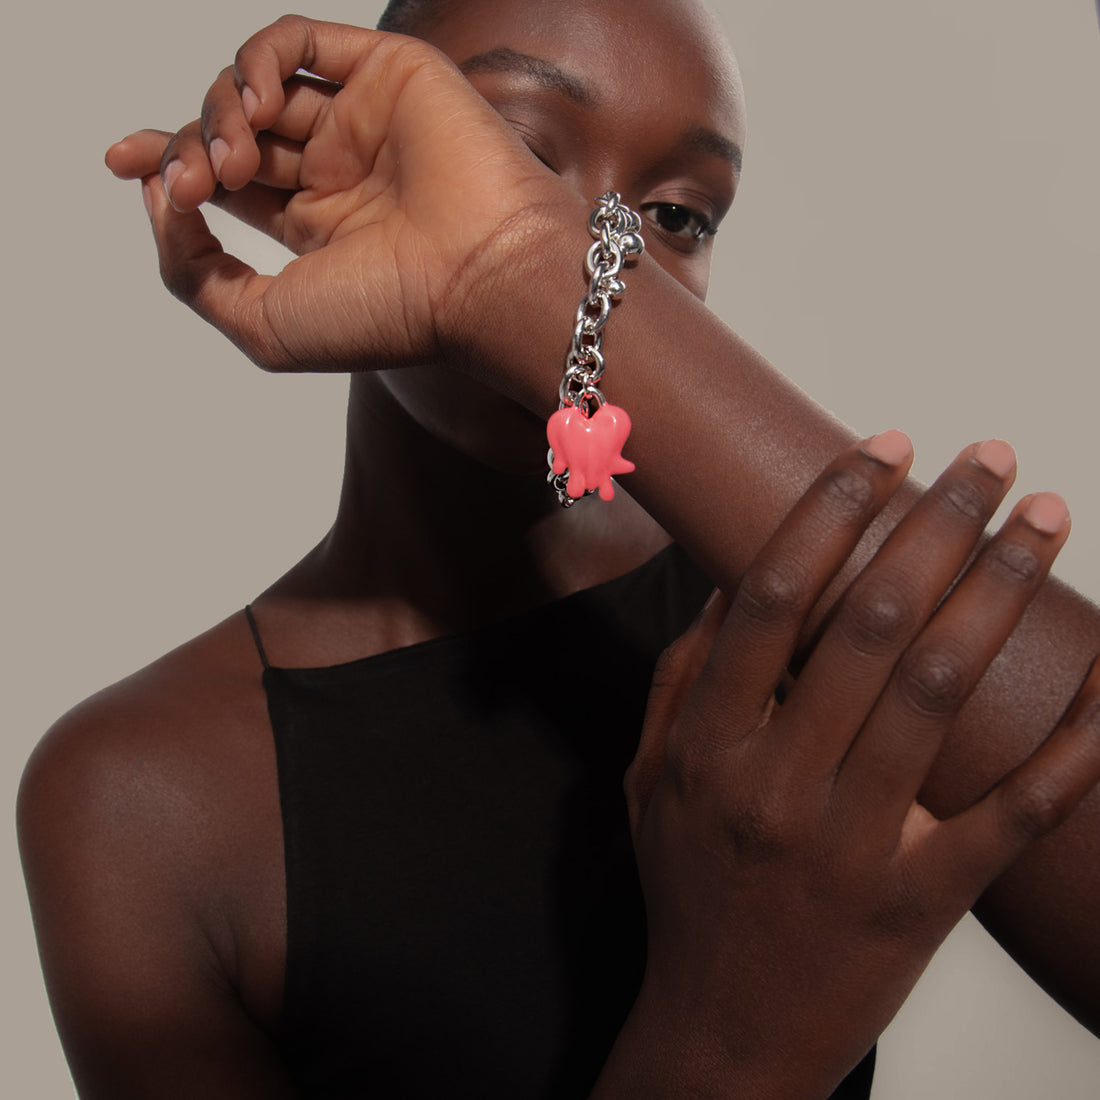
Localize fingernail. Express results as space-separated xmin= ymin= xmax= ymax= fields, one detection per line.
xmin=1022 ymin=492 xmax=1069 ymax=535
xmin=242 ymin=85 xmax=260 ymax=124
xmin=689 ymin=586 xmax=729 ymax=632
xmin=162 ymin=159 xmax=185 ymax=204
xmin=698 ymin=586 xmax=726 ymax=619
xmin=209 ymin=137 xmax=231 ymax=180
xmin=862 ymin=429 xmax=913 ymax=467
xmin=974 ymin=439 xmax=1016 ymax=480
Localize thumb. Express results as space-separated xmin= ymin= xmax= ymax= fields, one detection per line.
xmin=140 ymin=174 xmax=290 ymax=371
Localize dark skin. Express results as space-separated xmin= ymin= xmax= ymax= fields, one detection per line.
xmin=19 ymin=1 xmax=1100 ymax=1096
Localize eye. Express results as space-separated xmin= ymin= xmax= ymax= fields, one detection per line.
xmin=640 ymin=203 xmax=717 ymax=249
xmin=503 ymin=119 xmax=558 ymax=173
xmin=525 ymin=142 xmax=557 ymax=172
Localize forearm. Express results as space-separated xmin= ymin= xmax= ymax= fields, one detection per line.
xmin=465 ymin=204 xmax=1100 ymax=1027
xmin=464 ymin=203 xmax=873 ymax=583
xmin=120 ymin=12 xmax=1100 ymax=1028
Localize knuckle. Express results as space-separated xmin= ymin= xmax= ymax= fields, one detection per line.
xmin=722 ymin=794 xmax=796 ymax=861
xmin=659 ymin=696 xmax=734 ymax=798
xmin=159 ymin=259 xmax=195 ymax=303
xmin=735 ymin=563 xmax=806 ymax=629
xmin=237 ymin=15 xmax=304 ymax=68
xmin=657 ymin=737 xmax=813 ymax=863
xmin=658 ymin=735 xmax=702 ymax=802
xmin=622 ymin=749 xmax=662 ymax=815
xmin=936 ymin=477 xmax=989 ymax=526
xmin=984 ymin=538 xmax=1042 ymax=586
xmin=867 ymin=880 xmax=951 ymax=946
xmin=273 ymin=12 xmax=307 ymax=32
xmin=867 ymin=885 xmax=923 ymax=941
xmin=661 ymin=705 xmax=712 ymax=778
xmin=839 ymin=577 xmax=916 ymax=654
xmin=819 ymin=464 xmax=876 ymax=520
xmin=1001 ymin=773 xmax=1068 ymax=842
xmin=895 ymin=644 xmax=970 ymax=718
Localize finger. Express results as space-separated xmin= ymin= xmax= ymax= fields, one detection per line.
xmin=936 ymin=656 xmax=1100 ymax=899
xmin=230 ymin=133 xmax=302 ymax=194
xmin=197 ymin=70 xmax=336 ymax=190
xmin=158 ymin=120 xmax=220 ymax=212
xmin=110 ymin=128 xmax=292 ymax=244
xmin=199 ymin=65 xmax=262 ymax=192
xmin=231 ymin=16 xmax=387 ymax=130
xmin=838 ymin=491 xmax=1071 ymax=832
xmin=203 ymin=79 xmax=333 ymax=195
xmin=263 ymin=76 xmax=340 ymax=144
xmin=105 ymin=129 xmax=173 ymax=181
xmin=207 ymin=180 xmax=291 ymax=243
xmin=107 ymin=123 xmax=220 ymax=212
xmin=790 ymin=439 xmax=1018 ymax=772
xmin=626 ymin=589 xmax=729 ymax=832
xmin=673 ymin=432 xmax=914 ymax=761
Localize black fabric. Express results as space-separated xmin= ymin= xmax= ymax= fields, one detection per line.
xmin=259 ymin=544 xmax=875 ymax=1098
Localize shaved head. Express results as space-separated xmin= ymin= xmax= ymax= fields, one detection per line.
xmin=377 ymin=0 xmax=452 ymax=34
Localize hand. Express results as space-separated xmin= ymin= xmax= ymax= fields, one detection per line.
xmin=104 ymin=16 xmax=579 ymax=372
xmin=607 ymin=434 xmax=1100 ymax=1098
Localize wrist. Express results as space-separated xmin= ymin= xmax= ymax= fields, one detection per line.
xmin=437 ymin=185 xmax=594 ymax=411
xmin=591 ymin=980 xmax=851 ymax=1100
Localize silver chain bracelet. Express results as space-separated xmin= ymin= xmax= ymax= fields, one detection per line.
xmin=546 ymin=192 xmax=645 ymax=507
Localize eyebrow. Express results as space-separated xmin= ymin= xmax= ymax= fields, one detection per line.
xmin=459 ymin=47 xmax=598 ymax=108
xmin=459 ymin=47 xmax=743 ymax=175
xmin=687 ymin=127 xmax=743 ymax=175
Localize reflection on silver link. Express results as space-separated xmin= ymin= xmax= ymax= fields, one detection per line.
xmin=548 ymin=192 xmax=646 ymax=507
xmin=580 ymin=385 xmax=607 ymax=410
xmin=575 ymin=294 xmax=611 ymax=335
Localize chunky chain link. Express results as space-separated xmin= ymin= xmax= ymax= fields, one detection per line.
xmin=547 ymin=192 xmax=645 ymax=506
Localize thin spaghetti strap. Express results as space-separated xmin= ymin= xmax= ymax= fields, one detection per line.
xmin=243 ymin=605 xmax=272 ymax=671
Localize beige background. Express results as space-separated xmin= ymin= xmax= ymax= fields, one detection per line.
xmin=4 ymin=1 xmax=1098 ymax=1094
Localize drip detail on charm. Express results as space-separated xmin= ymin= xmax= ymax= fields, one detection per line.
xmin=547 ymin=403 xmax=635 ymax=501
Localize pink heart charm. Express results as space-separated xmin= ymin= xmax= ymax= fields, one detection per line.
xmin=547 ymin=403 xmax=635 ymax=501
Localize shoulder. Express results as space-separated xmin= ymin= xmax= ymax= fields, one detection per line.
xmin=17 ymin=609 xmax=286 ymax=1033
xmin=19 ymin=609 xmax=269 ymax=841
xmin=18 ymin=613 xmax=297 ymax=1094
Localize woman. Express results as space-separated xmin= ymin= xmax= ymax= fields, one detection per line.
xmin=18 ymin=1 xmax=1100 ymax=1096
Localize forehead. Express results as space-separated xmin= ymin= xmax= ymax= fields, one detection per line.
xmin=421 ymin=0 xmax=746 ymax=141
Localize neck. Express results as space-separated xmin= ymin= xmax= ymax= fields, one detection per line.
xmin=270 ymin=372 xmax=668 ymax=651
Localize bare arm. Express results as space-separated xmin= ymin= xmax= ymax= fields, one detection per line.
xmin=593 ymin=439 xmax=1100 ymax=1097
xmin=106 ymin=15 xmax=1100 ymax=1037
xmin=17 ymin=665 xmax=296 ymax=1099
xmin=465 ymin=189 xmax=1100 ymax=1035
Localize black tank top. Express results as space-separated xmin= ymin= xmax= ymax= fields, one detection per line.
xmin=249 ymin=544 xmax=875 ymax=1098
